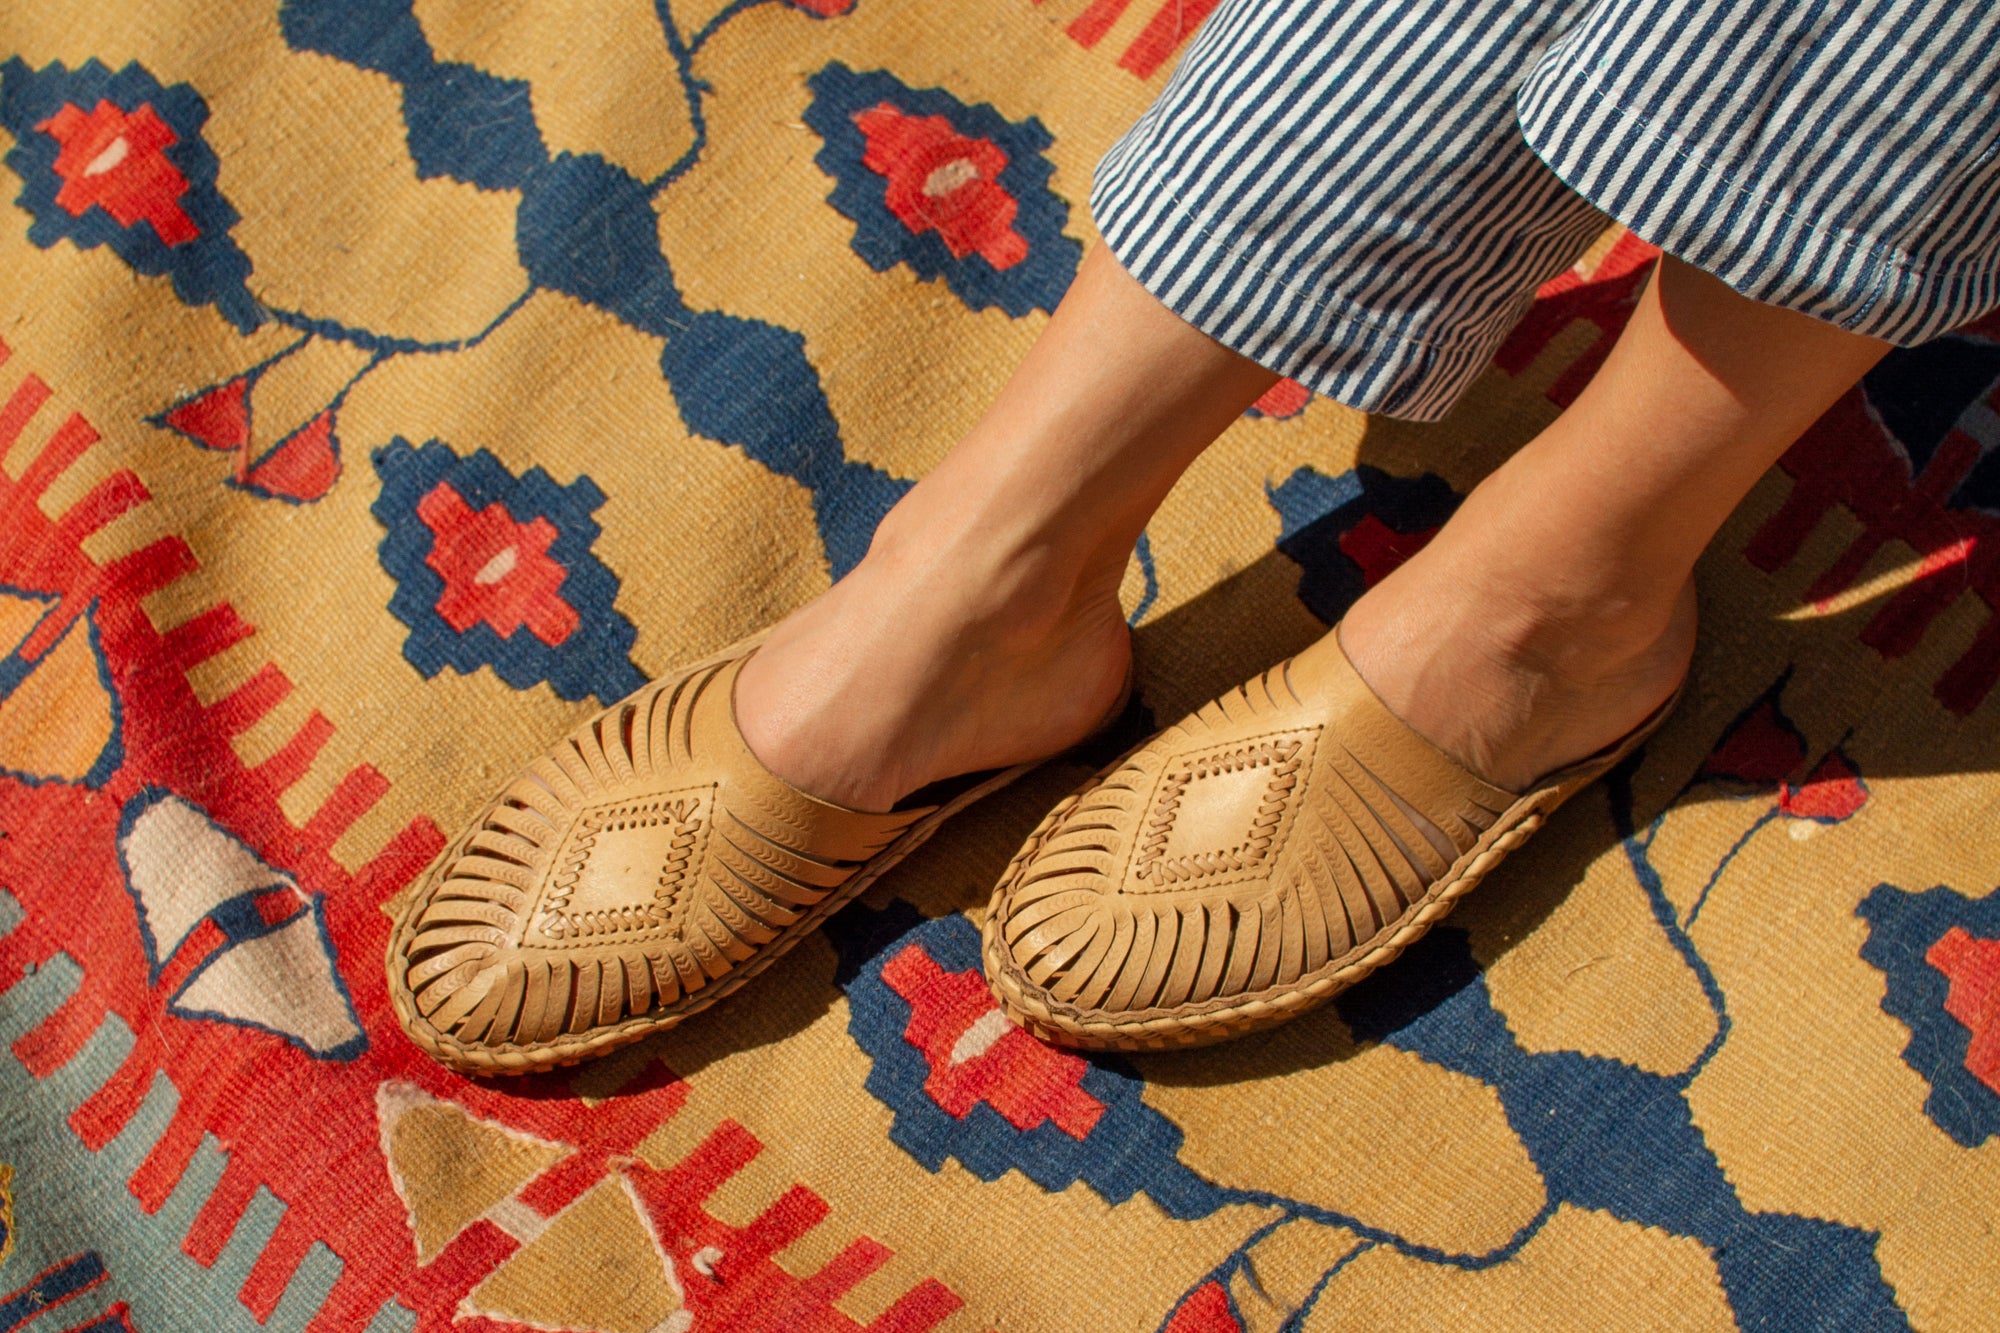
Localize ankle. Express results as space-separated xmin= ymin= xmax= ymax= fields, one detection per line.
xmin=1476 ymin=577 xmax=1692 ymax=689
xmin=1341 ymin=560 xmax=1694 ymax=790
xmin=1379 ymin=507 xmax=1689 ymax=666
xmin=735 ymin=486 xmax=1136 ymax=810
xmin=860 ymin=485 xmax=1135 ymax=637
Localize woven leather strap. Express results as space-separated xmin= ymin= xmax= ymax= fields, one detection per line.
xmin=984 ymin=629 xmax=1673 ymax=1049
xmin=397 ymin=654 xmax=927 ymax=1053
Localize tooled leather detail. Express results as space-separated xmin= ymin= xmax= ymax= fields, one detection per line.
xmin=1130 ymin=730 xmax=1314 ymax=887
xmin=537 ymin=791 xmax=708 ymax=940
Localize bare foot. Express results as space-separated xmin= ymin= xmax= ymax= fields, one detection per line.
xmin=1339 ymin=547 xmax=1695 ymax=793
xmin=735 ymin=502 xmax=1133 ymax=812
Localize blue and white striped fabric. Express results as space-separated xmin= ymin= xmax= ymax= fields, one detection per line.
xmin=1093 ymin=0 xmax=2000 ymax=421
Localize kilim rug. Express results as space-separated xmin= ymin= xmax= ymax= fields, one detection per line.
xmin=1 ymin=1 xmax=1996 ymax=1330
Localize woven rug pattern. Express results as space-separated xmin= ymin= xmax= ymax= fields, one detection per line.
xmin=1 ymin=2 xmax=1997 ymax=1330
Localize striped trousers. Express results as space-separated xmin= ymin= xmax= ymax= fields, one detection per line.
xmin=1094 ymin=0 xmax=2000 ymax=420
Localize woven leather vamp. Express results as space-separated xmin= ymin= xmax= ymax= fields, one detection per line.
xmin=987 ymin=634 xmax=1530 ymax=1038
xmin=394 ymin=653 xmax=925 ymax=1064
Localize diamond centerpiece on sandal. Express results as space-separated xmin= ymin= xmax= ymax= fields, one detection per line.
xmin=1128 ymin=729 xmax=1319 ymax=891
xmin=535 ymin=787 xmax=714 ymax=943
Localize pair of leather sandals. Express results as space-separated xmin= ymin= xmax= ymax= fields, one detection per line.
xmin=388 ymin=629 xmax=1677 ymax=1074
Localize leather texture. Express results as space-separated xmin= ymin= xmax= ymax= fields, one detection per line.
xmin=389 ymin=642 xmax=1000 ymax=1075
xmin=982 ymin=629 xmax=1680 ymax=1050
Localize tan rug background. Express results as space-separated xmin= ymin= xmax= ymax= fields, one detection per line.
xmin=0 ymin=1 xmax=1996 ymax=1329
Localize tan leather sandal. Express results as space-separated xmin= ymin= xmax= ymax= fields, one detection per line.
xmin=390 ymin=636 xmax=1124 ymax=1075
xmin=982 ymin=628 xmax=1681 ymax=1051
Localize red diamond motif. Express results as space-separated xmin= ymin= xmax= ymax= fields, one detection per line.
xmin=39 ymin=99 xmax=199 ymax=246
xmin=416 ymin=481 xmax=579 ymax=647
xmin=853 ymin=104 xmax=1029 ymax=270
xmin=880 ymin=942 xmax=1104 ymax=1139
